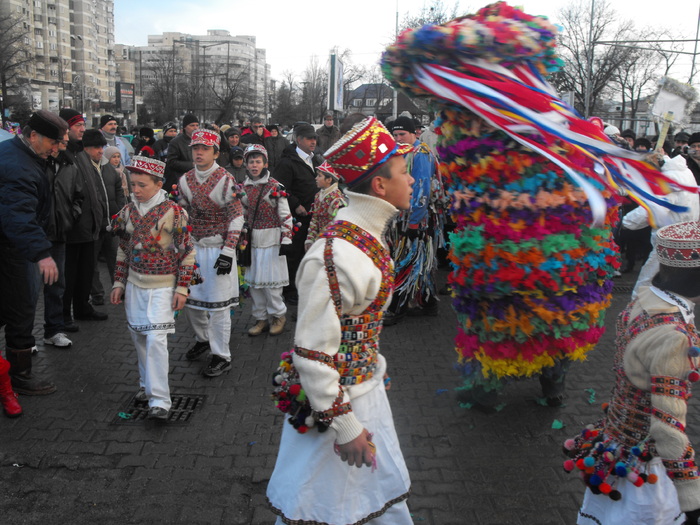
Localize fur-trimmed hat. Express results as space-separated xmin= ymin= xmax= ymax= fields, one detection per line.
xmin=82 ymin=129 xmax=108 ymax=148
xmin=324 ymin=116 xmax=413 ymax=187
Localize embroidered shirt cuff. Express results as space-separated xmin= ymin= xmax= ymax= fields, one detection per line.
xmin=331 ymin=412 xmax=364 ymax=445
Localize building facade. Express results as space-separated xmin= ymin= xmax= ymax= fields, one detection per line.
xmin=0 ymin=0 xmax=116 ymax=126
xmin=117 ymin=29 xmax=271 ymax=127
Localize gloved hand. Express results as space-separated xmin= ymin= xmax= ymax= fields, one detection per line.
xmin=279 ymin=244 xmax=294 ymax=257
xmin=214 ymin=254 xmax=233 ymax=275
xmin=685 ymin=509 xmax=700 ymax=525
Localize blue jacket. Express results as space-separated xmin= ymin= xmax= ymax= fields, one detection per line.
xmin=0 ymin=136 xmax=53 ymax=262
xmin=406 ymin=139 xmax=437 ymax=227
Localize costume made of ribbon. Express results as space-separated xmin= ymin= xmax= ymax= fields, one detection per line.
xmin=564 ymin=304 xmax=700 ymax=499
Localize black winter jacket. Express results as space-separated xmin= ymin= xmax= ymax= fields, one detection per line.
xmin=274 ymin=144 xmax=323 ymax=213
xmin=0 ymin=136 xmax=53 ymax=262
xmin=46 ymin=150 xmax=84 ymax=242
xmin=68 ymin=151 xmax=106 ymax=243
xmin=165 ymin=133 xmax=194 ymax=190
xmin=95 ymin=162 xmax=126 ymax=230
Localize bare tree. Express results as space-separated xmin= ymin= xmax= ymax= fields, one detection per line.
xmin=400 ymin=0 xmax=464 ymax=31
xmin=142 ymin=49 xmax=186 ymax=124
xmin=0 ymin=12 xmax=32 ymax=126
xmin=300 ymin=56 xmax=327 ymax=123
xmin=551 ymin=0 xmax=636 ymax=116
xmin=272 ymin=70 xmax=302 ymax=127
xmin=208 ymin=62 xmax=252 ymax=125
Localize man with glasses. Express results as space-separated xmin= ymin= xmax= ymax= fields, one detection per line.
xmin=240 ymin=117 xmax=271 ymax=147
xmin=0 ymin=110 xmax=68 ymax=396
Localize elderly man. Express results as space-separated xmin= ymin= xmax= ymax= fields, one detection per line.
xmin=0 ymin=110 xmax=68 ymax=395
xmin=274 ymin=123 xmax=323 ymax=305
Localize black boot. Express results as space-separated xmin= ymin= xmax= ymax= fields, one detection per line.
xmin=7 ymin=348 xmax=57 ymax=396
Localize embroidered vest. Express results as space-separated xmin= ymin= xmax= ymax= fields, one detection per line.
xmin=186 ymin=168 xmax=230 ymax=241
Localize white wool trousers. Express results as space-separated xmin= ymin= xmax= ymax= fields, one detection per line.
xmin=131 ymin=330 xmax=171 ymax=411
xmin=184 ymin=307 xmax=232 ymax=360
xmin=250 ymin=286 xmax=286 ymax=320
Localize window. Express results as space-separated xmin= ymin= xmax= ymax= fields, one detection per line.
xmin=365 ymin=98 xmax=376 ymax=107
xmin=36 ymin=40 xmax=43 ymax=49
xmin=351 ymin=99 xmax=363 ymax=107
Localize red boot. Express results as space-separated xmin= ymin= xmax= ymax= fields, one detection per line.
xmin=0 ymin=356 xmax=23 ymax=418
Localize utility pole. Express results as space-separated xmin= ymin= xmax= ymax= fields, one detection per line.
xmin=392 ymin=0 xmax=399 ymax=119
xmin=690 ymin=4 xmax=700 ymax=83
xmin=584 ymin=0 xmax=595 ymax=118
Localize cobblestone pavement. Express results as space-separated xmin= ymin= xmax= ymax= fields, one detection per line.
xmin=3 ymin=265 xmax=697 ymax=524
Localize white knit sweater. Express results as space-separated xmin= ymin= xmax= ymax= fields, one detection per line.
xmin=293 ymin=191 xmax=398 ymax=444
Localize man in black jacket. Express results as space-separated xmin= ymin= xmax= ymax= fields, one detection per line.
xmin=153 ymin=122 xmax=178 ymax=163
xmin=40 ymin=109 xmax=85 ymax=348
xmin=0 ymin=110 xmax=68 ymax=395
xmin=63 ymin=129 xmax=109 ymax=324
xmin=273 ymin=123 xmax=323 ymax=304
xmin=165 ymin=114 xmax=199 ymax=191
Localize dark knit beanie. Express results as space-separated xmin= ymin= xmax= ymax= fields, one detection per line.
xmin=389 ymin=116 xmax=416 ymax=134
xmin=688 ymin=132 xmax=700 ymax=146
xmin=82 ymin=129 xmax=108 ymax=148
xmin=140 ymin=126 xmax=154 ymax=139
xmin=59 ymin=108 xmax=84 ymax=128
xmin=100 ymin=114 xmax=117 ymax=129
xmin=182 ymin=113 xmax=199 ymax=128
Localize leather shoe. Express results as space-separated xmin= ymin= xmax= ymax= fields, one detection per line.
xmin=63 ymin=322 xmax=80 ymax=333
xmin=75 ymin=310 xmax=108 ymax=321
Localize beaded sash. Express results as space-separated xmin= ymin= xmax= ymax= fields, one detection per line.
xmin=317 ymin=220 xmax=394 ymax=387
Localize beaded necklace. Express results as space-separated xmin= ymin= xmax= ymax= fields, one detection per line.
xmin=664 ymin=290 xmax=693 ymax=319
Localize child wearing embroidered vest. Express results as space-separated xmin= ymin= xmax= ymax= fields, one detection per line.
xmin=304 ymin=160 xmax=347 ymax=251
xmin=564 ymin=221 xmax=700 ymax=525
xmin=267 ymin=117 xmax=414 ymax=524
xmin=110 ymin=156 xmax=195 ymax=420
xmin=177 ymin=130 xmax=244 ymax=378
xmin=242 ymin=144 xmax=293 ymax=337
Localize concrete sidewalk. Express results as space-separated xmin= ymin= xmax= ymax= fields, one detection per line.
xmin=3 ymin=266 xmax=697 ymax=524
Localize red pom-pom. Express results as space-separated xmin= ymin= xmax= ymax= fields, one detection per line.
xmin=599 ymin=482 xmax=612 ymax=494
xmin=576 ymin=458 xmax=586 ymax=470
xmin=186 ymin=225 xmax=193 ymax=232
xmin=288 ymin=384 xmax=301 ymax=396
xmin=633 ymin=477 xmax=644 ymax=487
xmin=172 ymin=184 xmax=177 ymax=190
xmin=688 ymin=370 xmax=700 ymax=382
xmin=563 ymin=459 xmax=575 ymax=472
xmin=297 ymin=425 xmax=309 ymax=434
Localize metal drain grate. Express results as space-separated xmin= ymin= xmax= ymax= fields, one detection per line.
xmin=612 ymin=285 xmax=633 ymax=294
xmin=112 ymin=393 xmax=207 ymax=425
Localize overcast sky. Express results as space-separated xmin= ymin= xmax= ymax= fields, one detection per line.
xmin=115 ymin=0 xmax=699 ymax=82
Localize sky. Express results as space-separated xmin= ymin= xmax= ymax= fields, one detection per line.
xmin=114 ymin=0 xmax=700 ymax=83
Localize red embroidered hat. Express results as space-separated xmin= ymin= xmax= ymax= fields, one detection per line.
xmin=324 ymin=116 xmax=413 ymax=187
xmin=316 ymin=160 xmax=339 ymax=180
xmin=656 ymin=221 xmax=700 ymax=268
xmin=189 ymin=129 xmax=220 ymax=148
xmin=126 ymin=156 xmax=166 ymax=179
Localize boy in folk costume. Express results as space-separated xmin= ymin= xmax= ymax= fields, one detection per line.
xmin=303 ymin=160 xmax=347 ymax=250
xmin=242 ymin=144 xmax=293 ymax=337
xmin=267 ymin=117 xmax=413 ymax=524
xmin=177 ymin=130 xmax=244 ymax=377
xmin=564 ymin=221 xmax=700 ymax=525
xmin=110 ymin=156 xmax=195 ymax=420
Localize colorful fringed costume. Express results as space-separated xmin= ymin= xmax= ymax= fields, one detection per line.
xmin=381 ymin=2 xmax=695 ymax=400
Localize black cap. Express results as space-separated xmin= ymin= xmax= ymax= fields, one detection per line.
xmin=162 ymin=122 xmax=177 ymax=133
xmin=389 ymin=116 xmax=416 ymax=134
xmin=294 ymin=123 xmax=317 ymax=139
xmin=675 ymin=131 xmax=690 ymax=143
xmin=82 ymin=129 xmax=108 ymax=148
xmin=230 ymin=146 xmax=244 ymax=158
xmin=140 ymin=126 xmax=154 ymax=139
xmin=182 ymin=113 xmax=199 ymax=128
xmin=225 ymin=127 xmax=241 ymax=138
xmin=689 ymin=133 xmax=700 ymax=146
xmin=59 ymin=108 xmax=84 ymax=128
xmin=99 ymin=114 xmax=117 ymax=129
